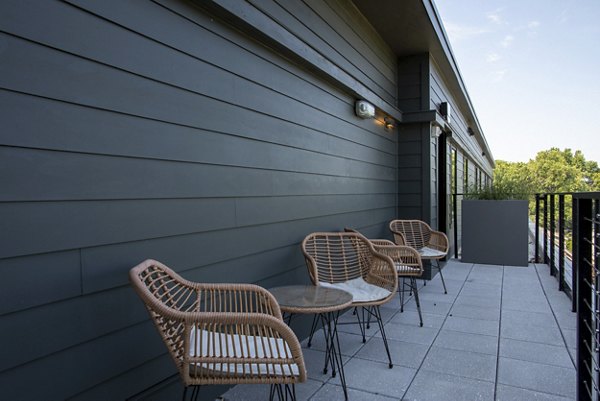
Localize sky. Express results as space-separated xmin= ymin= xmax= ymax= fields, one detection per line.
xmin=434 ymin=0 xmax=600 ymax=164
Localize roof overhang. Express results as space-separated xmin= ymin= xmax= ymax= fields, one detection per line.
xmin=353 ymin=0 xmax=494 ymax=167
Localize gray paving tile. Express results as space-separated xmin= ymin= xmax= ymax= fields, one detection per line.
xmin=305 ymin=330 xmax=366 ymax=357
xmin=389 ymin=310 xmax=446 ymax=329
xmin=562 ymin=328 xmax=576 ymax=349
xmin=499 ymin=338 xmax=574 ymax=368
xmin=355 ymin=337 xmax=428 ymax=369
xmin=433 ymin=330 xmax=498 ymax=355
xmin=222 ymin=379 xmax=323 ymax=401
xmin=443 ymin=315 xmax=499 ymax=336
xmin=502 ymin=298 xmax=552 ymax=314
xmin=495 ymin=384 xmax=575 ymax=401
xmin=300 ymin=348 xmax=347 ymax=382
xmin=501 ymin=322 xmax=564 ymax=346
xmin=403 ymin=369 xmax=494 ymax=401
xmin=450 ymin=304 xmax=500 ymax=321
xmin=421 ymin=346 xmax=497 ymax=382
xmin=376 ymin=321 xmax=439 ymax=345
xmin=309 ymin=383 xmax=399 ymax=401
xmin=501 ymin=309 xmax=557 ymax=328
xmin=403 ymin=298 xmax=453 ymax=316
xmin=455 ymin=294 xmax=501 ymax=309
xmin=328 ymin=358 xmax=416 ymax=399
xmin=417 ymin=289 xmax=458 ymax=303
xmin=497 ymin=357 xmax=576 ymax=398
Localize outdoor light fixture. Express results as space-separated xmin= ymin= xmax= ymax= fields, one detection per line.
xmin=431 ymin=125 xmax=443 ymax=138
xmin=384 ymin=117 xmax=394 ymax=130
xmin=440 ymin=101 xmax=451 ymax=121
xmin=468 ymin=127 xmax=475 ymax=136
xmin=482 ymin=151 xmax=486 ymax=157
xmin=355 ymin=100 xmax=375 ymax=119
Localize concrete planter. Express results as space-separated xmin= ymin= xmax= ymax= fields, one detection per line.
xmin=461 ymin=200 xmax=529 ymax=267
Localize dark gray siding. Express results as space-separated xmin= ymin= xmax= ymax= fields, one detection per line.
xmin=396 ymin=55 xmax=430 ymax=221
xmin=0 ymin=0 xmax=398 ymax=399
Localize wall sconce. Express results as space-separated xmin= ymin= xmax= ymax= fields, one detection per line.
xmin=468 ymin=127 xmax=475 ymax=136
xmin=384 ymin=117 xmax=394 ymax=131
xmin=482 ymin=151 xmax=486 ymax=157
xmin=440 ymin=102 xmax=451 ymax=121
xmin=355 ymin=100 xmax=375 ymax=119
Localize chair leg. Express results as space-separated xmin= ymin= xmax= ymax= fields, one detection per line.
xmin=186 ymin=386 xmax=199 ymax=401
xmin=399 ymin=277 xmax=405 ymax=313
xmin=436 ymin=260 xmax=447 ymax=294
xmin=411 ymin=278 xmax=423 ymax=327
xmin=373 ymin=306 xmax=393 ymax=368
xmin=354 ymin=307 xmax=367 ymax=343
xmin=182 ymin=386 xmax=188 ymax=401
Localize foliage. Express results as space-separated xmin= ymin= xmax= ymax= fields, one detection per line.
xmin=494 ymin=148 xmax=600 ymax=195
xmin=463 ymin=184 xmax=528 ymax=200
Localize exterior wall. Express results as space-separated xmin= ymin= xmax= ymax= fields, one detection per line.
xmin=0 ymin=1 xmax=398 ymax=400
xmin=397 ymin=55 xmax=431 ymax=222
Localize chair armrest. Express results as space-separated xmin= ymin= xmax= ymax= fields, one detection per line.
xmin=372 ymin=244 xmax=423 ymax=274
xmin=389 ymin=230 xmax=407 ymax=246
xmin=429 ymin=230 xmax=449 ymax=253
xmin=364 ymin=249 xmax=398 ymax=296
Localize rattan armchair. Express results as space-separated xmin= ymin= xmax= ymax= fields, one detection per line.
xmin=343 ymin=228 xmax=425 ymax=327
xmin=302 ymin=232 xmax=397 ymax=368
xmin=129 ymin=259 xmax=306 ymax=401
xmin=389 ymin=220 xmax=449 ymax=294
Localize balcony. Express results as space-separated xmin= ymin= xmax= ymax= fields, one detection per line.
xmin=217 ymin=256 xmax=576 ymax=400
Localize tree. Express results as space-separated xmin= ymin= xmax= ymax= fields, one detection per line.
xmin=493 ymin=148 xmax=599 ymax=195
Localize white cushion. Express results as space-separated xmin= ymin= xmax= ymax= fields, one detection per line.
xmin=319 ymin=277 xmax=391 ymax=302
xmin=394 ymin=262 xmax=421 ymax=273
xmin=419 ymin=246 xmax=446 ymax=258
xmin=189 ymin=329 xmax=299 ymax=376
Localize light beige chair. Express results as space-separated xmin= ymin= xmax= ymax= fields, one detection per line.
xmin=302 ymin=232 xmax=397 ymax=368
xmin=344 ymin=228 xmax=425 ymax=326
xmin=129 ymin=259 xmax=306 ymax=401
xmin=389 ymin=220 xmax=449 ymax=294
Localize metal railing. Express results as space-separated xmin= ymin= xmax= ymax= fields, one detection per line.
xmin=571 ymin=192 xmax=600 ymax=401
xmin=534 ymin=193 xmax=575 ymax=305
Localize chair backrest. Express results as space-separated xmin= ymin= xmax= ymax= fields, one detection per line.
xmin=389 ymin=220 xmax=432 ymax=249
xmin=302 ymin=232 xmax=374 ymax=285
xmin=130 ymin=260 xmax=303 ymax=386
xmin=130 ymin=260 xmax=196 ymax=373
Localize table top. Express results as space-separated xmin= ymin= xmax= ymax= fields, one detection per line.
xmin=269 ymin=285 xmax=353 ymax=314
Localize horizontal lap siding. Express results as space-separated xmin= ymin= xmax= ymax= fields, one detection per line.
xmin=429 ymin=61 xmax=493 ymax=176
xmin=0 ymin=0 xmax=397 ymax=400
xmin=397 ymin=56 xmax=428 ymax=220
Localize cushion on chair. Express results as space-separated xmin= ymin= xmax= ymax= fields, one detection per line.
xmin=189 ymin=329 xmax=300 ymax=376
xmin=319 ymin=277 xmax=391 ymax=302
xmin=419 ymin=246 xmax=446 ymax=258
xmin=394 ymin=262 xmax=422 ymax=274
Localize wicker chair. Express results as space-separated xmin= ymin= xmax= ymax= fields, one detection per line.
xmin=389 ymin=220 xmax=449 ymax=294
xmin=129 ymin=259 xmax=306 ymax=401
xmin=343 ymin=228 xmax=425 ymax=326
xmin=301 ymin=232 xmax=397 ymax=368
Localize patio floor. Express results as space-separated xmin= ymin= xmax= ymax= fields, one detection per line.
xmin=221 ymin=259 xmax=577 ymax=401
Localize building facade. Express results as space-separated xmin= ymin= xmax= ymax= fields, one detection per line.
xmin=0 ymin=0 xmax=493 ymax=399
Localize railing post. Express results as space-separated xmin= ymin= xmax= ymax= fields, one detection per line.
xmin=453 ymin=193 xmax=458 ymax=259
xmin=558 ymin=194 xmax=565 ymax=291
xmin=550 ymin=194 xmax=556 ymax=276
xmin=544 ymin=194 xmax=549 ymax=265
xmin=572 ymin=195 xmax=578 ymax=313
xmin=575 ymin=196 xmax=593 ymax=401
xmin=535 ymin=194 xmax=540 ymax=263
